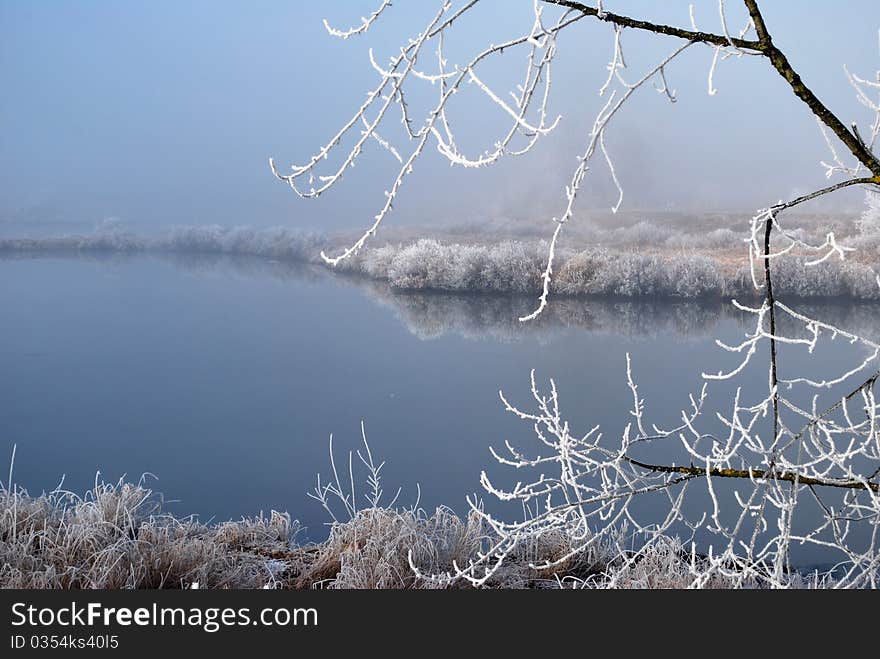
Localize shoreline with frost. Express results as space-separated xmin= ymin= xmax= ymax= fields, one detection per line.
xmin=2 ymin=222 xmax=880 ymax=301
xmin=0 ymin=477 xmax=836 ymax=589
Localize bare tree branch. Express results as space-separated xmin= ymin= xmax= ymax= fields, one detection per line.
xmin=771 ymin=176 xmax=879 ymax=212
xmin=541 ymin=0 xmax=763 ymax=51
xmin=624 ymin=457 xmax=879 ymax=493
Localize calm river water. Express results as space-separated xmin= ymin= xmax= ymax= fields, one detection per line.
xmin=2 ymin=252 xmax=877 ymax=564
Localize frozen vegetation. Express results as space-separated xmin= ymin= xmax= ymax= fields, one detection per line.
xmin=0 ymin=224 xmax=325 ymax=262
xmin=3 ymin=213 xmax=880 ymax=301
xmin=0 ymin=468 xmax=835 ymax=589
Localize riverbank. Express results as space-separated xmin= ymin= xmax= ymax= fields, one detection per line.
xmin=0 ymin=478 xmax=835 ymax=589
xmin=2 ymin=215 xmax=879 ymax=301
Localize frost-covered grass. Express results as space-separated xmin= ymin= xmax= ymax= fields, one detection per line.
xmin=0 ymin=476 xmax=605 ymax=589
xmin=0 ymin=478 xmax=297 ymax=589
xmin=0 ymin=477 xmax=830 ymax=589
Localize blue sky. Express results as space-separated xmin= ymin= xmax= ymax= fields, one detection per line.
xmin=1 ymin=1 xmax=878 ymax=232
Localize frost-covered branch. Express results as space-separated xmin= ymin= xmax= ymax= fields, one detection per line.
xmin=282 ymin=2 xmax=880 ymax=588
xmin=323 ymin=1 xmax=393 ymax=40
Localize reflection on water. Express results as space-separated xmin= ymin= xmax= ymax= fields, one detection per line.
xmin=168 ymin=251 xmax=880 ymax=345
xmin=8 ymin=250 xmax=880 ymax=344
xmin=364 ymin=287 xmax=729 ymax=341
xmin=371 ymin=287 xmax=880 ymax=345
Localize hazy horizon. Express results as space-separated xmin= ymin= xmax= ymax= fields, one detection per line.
xmin=2 ymin=1 xmax=878 ymax=235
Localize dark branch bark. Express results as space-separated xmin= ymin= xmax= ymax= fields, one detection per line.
xmin=771 ymin=177 xmax=879 ymax=211
xmin=542 ymin=0 xmax=763 ymax=51
xmin=625 ymin=457 xmax=879 ymax=493
xmin=763 ymin=213 xmax=779 ymax=444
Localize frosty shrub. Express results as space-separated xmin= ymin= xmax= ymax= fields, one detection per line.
xmin=165 ymin=225 xmax=323 ymax=261
xmin=674 ymin=227 xmax=742 ymax=250
xmin=770 ymin=256 xmax=880 ymax=300
xmin=347 ymin=243 xmax=725 ymax=299
xmin=0 ymin=224 xmax=325 ymax=263
xmin=667 ymin=254 xmax=726 ymax=297
xmin=856 ymin=190 xmax=880 ymax=236
xmin=337 ymin=239 xmax=549 ymax=294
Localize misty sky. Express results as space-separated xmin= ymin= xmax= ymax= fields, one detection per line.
xmin=1 ymin=1 xmax=878 ymax=234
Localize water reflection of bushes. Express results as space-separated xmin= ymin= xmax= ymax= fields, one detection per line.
xmin=5 ymin=243 xmax=880 ymax=343
xmin=360 ymin=287 xmax=730 ymax=341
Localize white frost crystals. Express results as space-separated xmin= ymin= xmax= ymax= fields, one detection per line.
xmin=411 ymin=332 xmax=880 ymax=588
xmin=271 ymin=1 xmax=573 ymax=272
xmin=858 ymin=189 xmax=880 ymax=236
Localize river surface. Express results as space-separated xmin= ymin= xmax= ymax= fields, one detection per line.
xmin=2 ymin=252 xmax=878 ymax=566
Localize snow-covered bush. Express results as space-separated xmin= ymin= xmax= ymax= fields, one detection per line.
xmin=674 ymin=227 xmax=741 ymax=249
xmin=666 ymin=254 xmax=725 ymax=297
xmin=367 ymin=239 xmax=547 ymax=294
xmin=166 ymin=225 xmax=322 ymax=260
xmin=856 ymin=190 xmax=880 ymax=236
xmin=769 ymin=256 xmax=880 ymax=300
xmin=479 ymin=241 xmax=547 ymax=293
